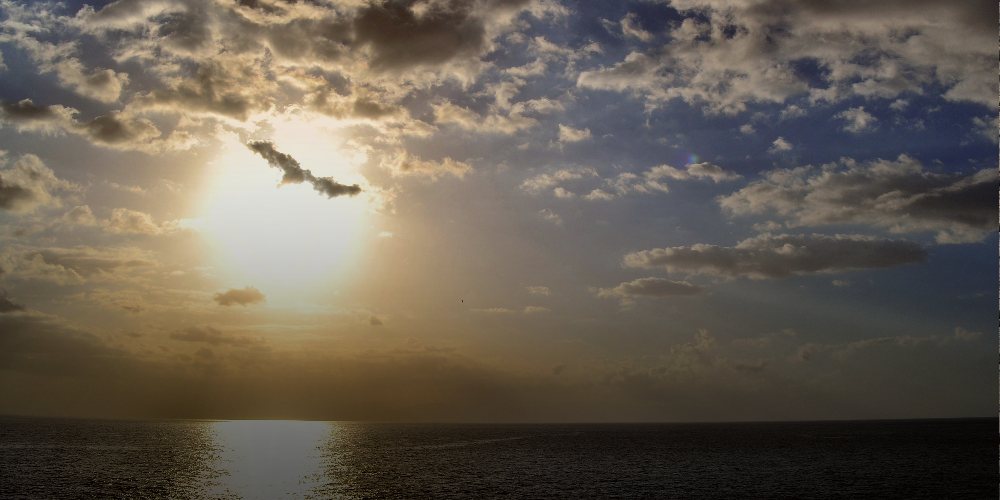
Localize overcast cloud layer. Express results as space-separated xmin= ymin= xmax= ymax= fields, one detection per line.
xmin=0 ymin=0 xmax=993 ymax=422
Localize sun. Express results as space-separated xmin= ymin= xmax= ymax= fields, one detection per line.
xmin=202 ymin=128 xmax=368 ymax=289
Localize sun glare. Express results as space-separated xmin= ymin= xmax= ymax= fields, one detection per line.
xmin=204 ymin=132 xmax=367 ymax=289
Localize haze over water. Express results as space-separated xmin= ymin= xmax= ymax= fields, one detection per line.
xmin=1 ymin=416 xmax=994 ymax=499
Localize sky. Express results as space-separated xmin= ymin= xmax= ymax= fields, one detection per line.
xmin=0 ymin=0 xmax=995 ymax=422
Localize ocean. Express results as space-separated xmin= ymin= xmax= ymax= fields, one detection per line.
xmin=0 ymin=416 xmax=994 ymax=499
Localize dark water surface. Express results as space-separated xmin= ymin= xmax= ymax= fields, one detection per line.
xmin=0 ymin=416 xmax=994 ymax=499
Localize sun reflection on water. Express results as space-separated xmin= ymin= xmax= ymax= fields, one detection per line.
xmin=207 ymin=420 xmax=331 ymax=499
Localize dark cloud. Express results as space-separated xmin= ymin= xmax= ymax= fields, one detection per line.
xmin=353 ymin=0 xmax=487 ymax=71
xmin=246 ymin=140 xmax=361 ymax=198
xmin=0 ymin=292 xmax=26 ymax=313
xmin=718 ymin=155 xmax=998 ymax=243
xmin=0 ymin=155 xmax=77 ymax=213
xmin=78 ymin=113 xmax=161 ymax=147
xmin=1 ymin=99 xmax=60 ymax=121
xmin=141 ymin=61 xmax=271 ymax=121
xmin=0 ymin=177 xmax=34 ymax=210
xmin=213 ymin=286 xmax=266 ymax=307
xmin=0 ymin=100 xmax=191 ymax=152
xmin=370 ymin=315 xmax=383 ymax=326
xmin=624 ymin=233 xmax=926 ymax=279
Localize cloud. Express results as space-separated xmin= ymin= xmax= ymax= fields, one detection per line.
xmin=718 ymin=155 xmax=998 ymax=243
xmin=213 ymin=286 xmax=266 ymax=307
xmin=380 ymin=151 xmax=471 ymax=180
xmin=596 ymin=277 xmax=702 ymax=308
xmin=247 ymin=141 xmax=361 ymax=197
xmin=369 ymin=315 xmax=383 ymax=326
xmin=62 ymin=206 xmax=97 ymax=226
xmin=768 ymin=137 xmax=793 ymax=154
xmin=527 ymin=286 xmax=551 ymax=296
xmin=646 ymin=162 xmax=741 ymax=183
xmin=577 ymin=1 xmax=996 ymax=113
xmin=0 ymin=154 xmax=78 ymax=213
xmin=169 ymin=325 xmax=263 ymax=347
xmin=472 ymin=308 xmax=516 ymax=313
xmin=537 ymin=208 xmax=562 ymax=224
xmin=0 ymin=21 xmax=128 ymax=102
xmin=524 ymin=306 xmax=550 ymax=314
xmin=0 ymin=100 xmax=195 ymax=152
xmin=952 ymin=327 xmax=981 ymax=341
xmin=620 ymin=13 xmax=654 ymax=42
xmin=0 ymin=245 xmax=157 ymax=285
xmin=138 ymin=59 xmax=276 ymax=121
xmin=971 ymin=115 xmax=998 ymax=144
xmin=0 ymin=292 xmax=26 ymax=313
xmin=624 ymin=233 xmax=925 ymax=280
xmin=101 ymin=208 xmax=192 ymax=235
xmin=520 ymin=167 xmax=597 ymax=194
xmin=835 ymin=106 xmax=878 ymax=133
xmin=558 ymin=124 xmax=591 ymax=143
xmin=832 ymin=335 xmax=934 ymax=360
xmin=433 ymin=102 xmax=537 ymax=135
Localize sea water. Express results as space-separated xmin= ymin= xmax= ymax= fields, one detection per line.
xmin=0 ymin=416 xmax=994 ymax=499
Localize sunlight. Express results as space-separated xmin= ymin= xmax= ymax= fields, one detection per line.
xmin=203 ymin=131 xmax=367 ymax=289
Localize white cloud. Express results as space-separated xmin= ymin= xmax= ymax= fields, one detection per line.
xmin=835 ymin=106 xmax=878 ymax=133
xmin=577 ymin=1 xmax=996 ymax=113
xmin=646 ymin=162 xmax=741 ymax=183
xmin=620 ymin=13 xmax=654 ymax=42
xmin=718 ymin=155 xmax=997 ymax=243
xmin=558 ymin=124 xmax=592 ymax=143
xmin=768 ymin=137 xmax=793 ymax=154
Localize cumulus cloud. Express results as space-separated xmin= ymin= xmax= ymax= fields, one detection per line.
xmin=557 ymin=124 xmax=591 ymax=143
xmin=247 ymin=141 xmax=361 ymax=197
xmin=718 ymin=155 xmax=998 ymax=243
xmin=537 ymin=208 xmax=562 ymax=224
xmin=212 ymin=286 xmax=266 ymax=307
xmin=0 ymin=245 xmax=157 ymax=285
xmin=835 ymin=106 xmax=878 ymax=133
xmin=0 ymin=154 xmax=78 ymax=213
xmin=0 ymin=99 xmax=195 ymax=152
xmin=0 ymin=21 xmax=128 ymax=102
xmin=646 ymin=162 xmax=741 ymax=183
xmin=62 ymin=206 xmax=98 ymax=226
xmin=527 ymin=286 xmax=551 ymax=296
xmin=380 ymin=151 xmax=472 ymax=180
xmin=768 ymin=137 xmax=793 ymax=154
xmin=624 ymin=233 xmax=925 ymax=279
xmin=577 ymin=0 xmax=996 ymax=113
xmin=520 ymin=167 xmax=598 ymax=194
xmin=597 ymin=277 xmax=702 ymax=306
xmin=433 ymin=102 xmax=537 ymax=134
xmin=101 ymin=208 xmax=190 ymax=235
xmin=524 ymin=306 xmax=550 ymax=314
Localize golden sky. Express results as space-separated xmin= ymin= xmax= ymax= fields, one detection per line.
xmin=0 ymin=0 xmax=995 ymax=421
